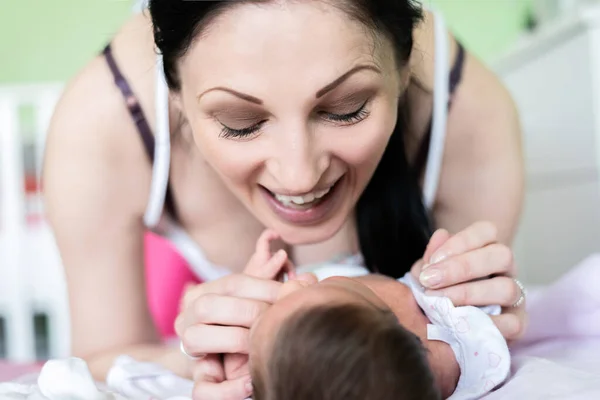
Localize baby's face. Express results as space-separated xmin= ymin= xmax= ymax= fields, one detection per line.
xmin=249 ymin=275 xmax=430 ymax=373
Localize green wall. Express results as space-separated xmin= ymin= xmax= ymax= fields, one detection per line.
xmin=0 ymin=0 xmax=132 ymax=84
xmin=430 ymin=0 xmax=533 ymax=61
xmin=1 ymin=0 xmax=531 ymax=84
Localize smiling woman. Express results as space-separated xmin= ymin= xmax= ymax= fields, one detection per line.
xmin=43 ymin=0 xmax=525 ymax=395
xmin=167 ymin=0 xmax=426 ymax=256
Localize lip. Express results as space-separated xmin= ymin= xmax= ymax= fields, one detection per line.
xmin=260 ymin=176 xmax=345 ymax=225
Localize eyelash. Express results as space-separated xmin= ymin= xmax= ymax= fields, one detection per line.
xmin=218 ymin=100 xmax=371 ymax=139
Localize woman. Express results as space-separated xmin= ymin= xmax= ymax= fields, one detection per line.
xmin=43 ymin=0 xmax=525 ymax=397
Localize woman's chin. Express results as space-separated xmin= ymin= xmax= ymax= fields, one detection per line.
xmin=267 ymin=216 xmax=347 ymax=246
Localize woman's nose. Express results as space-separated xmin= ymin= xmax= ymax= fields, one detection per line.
xmin=267 ymin=128 xmax=329 ymax=194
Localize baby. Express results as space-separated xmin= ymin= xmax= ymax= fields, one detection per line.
xmin=1 ymin=231 xmax=508 ymax=400
xmin=249 ymin=279 xmax=442 ymax=400
xmin=245 ymin=230 xmax=511 ymax=400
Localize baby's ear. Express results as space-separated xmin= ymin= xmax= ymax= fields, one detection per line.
xmin=276 ymin=274 xmax=317 ymax=301
xmin=294 ymin=272 xmax=318 ymax=285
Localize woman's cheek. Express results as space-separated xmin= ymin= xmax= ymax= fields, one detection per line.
xmin=335 ymin=115 xmax=395 ymax=167
xmin=195 ymin=130 xmax=265 ymax=183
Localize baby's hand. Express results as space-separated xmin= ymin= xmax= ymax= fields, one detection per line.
xmin=222 ymin=230 xmax=295 ymax=389
xmin=244 ymin=229 xmax=296 ymax=281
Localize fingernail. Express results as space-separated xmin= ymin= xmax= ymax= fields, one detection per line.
xmin=429 ymin=251 xmax=449 ymax=265
xmin=275 ymin=249 xmax=286 ymax=260
xmin=245 ymin=377 xmax=253 ymax=393
xmin=420 ymin=268 xmax=443 ymax=287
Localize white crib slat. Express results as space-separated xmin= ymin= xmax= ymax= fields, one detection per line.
xmin=34 ymin=91 xmax=71 ymax=359
xmin=0 ymin=83 xmax=68 ymax=361
xmin=0 ymin=98 xmax=35 ymax=361
xmin=0 ymin=97 xmax=36 ymax=362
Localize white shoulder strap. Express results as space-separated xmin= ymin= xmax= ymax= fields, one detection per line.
xmin=143 ymin=54 xmax=171 ymax=228
xmin=422 ymin=10 xmax=450 ymax=210
xmin=131 ymin=0 xmax=147 ymax=14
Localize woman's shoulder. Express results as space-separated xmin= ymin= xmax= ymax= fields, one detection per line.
xmin=55 ymin=12 xmax=178 ymax=141
xmin=45 ymin=14 xmax=160 ymax=216
xmin=53 ymin=14 xmax=156 ymax=135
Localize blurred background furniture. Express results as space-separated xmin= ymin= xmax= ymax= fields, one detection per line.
xmin=495 ymin=4 xmax=600 ymax=285
xmin=0 ymin=83 xmax=68 ymax=362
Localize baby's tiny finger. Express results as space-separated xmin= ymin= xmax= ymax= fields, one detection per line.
xmin=256 ymin=249 xmax=288 ymax=280
xmin=491 ymin=312 xmax=527 ymax=341
xmin=256 ymin=229 xmax=280 ymax=254
xmin=193 ymin=374 xmax=252 ymax=400
xmin=192 ymin=354 xmax=225 ymax=383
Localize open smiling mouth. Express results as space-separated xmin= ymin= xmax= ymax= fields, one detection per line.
xmin=263 ymin=177 xmax=342 ymax=209
xmin=259 ymin=176 xmax=345 ymax=225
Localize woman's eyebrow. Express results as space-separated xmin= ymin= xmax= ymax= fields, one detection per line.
xmin=315 ymin=65 xmax=381 ymax=98
xmin=196 ymin=64 xmax=381 ymax=105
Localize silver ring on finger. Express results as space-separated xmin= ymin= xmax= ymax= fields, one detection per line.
xmin=511 ymin=278 xmax=526 ymax=308
xmin=180 ymin=340 xmax=203 ymax=360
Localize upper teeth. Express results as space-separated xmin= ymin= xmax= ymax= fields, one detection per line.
xmin=274 ymin=187 xmax=331 ymax=205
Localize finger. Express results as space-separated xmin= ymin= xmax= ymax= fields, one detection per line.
xmin=243 ymin=230 xmax=280 ymax=276
xmin=282 ymin=258 xmax=297 ymax=280
xmin=182 ymin=324 xmax=249 ymax=355
xmin=427 ymin=221 xmax=498 ymax=265
xmin=410 ymin=230 xmax=450 ymax=280
xmin=256 ymin=229 xmax=280 ymax=255
xmin=179 ymin=282 xmax=198 ymax=313
xmin=224 ymin=354 xmax=250 ymax=380
xmin=420 ymin=243 xmax=514 ymax=289
xmin=424 ymin=276 xmax=521 ymax=307
xmin=175 ymin=314 xmax=184 ymax=337
xmin=193 ymin=374 xmax=252 ymax=400
xmin=192 ymin=354 xmax=225 ymax=383
xmin=186 ymin=294 xmax=269 ymax=328
xmin=491 ymin=309 xmax=527 ymax=341
xmin=410 ymin=258 xmax=425 ymax=281
xmin=183 ymin=274 xmax=282 ymax=308
xmin=245 ymin=249 xmax=288 ymax=280
xmin=423 ymin=229 xmax=451 ymax=265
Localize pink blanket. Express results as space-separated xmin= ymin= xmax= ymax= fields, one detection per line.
xmin=484 ymin=254 xmax=600 ymax=399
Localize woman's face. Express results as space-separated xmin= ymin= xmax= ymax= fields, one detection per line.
xmin=177 ymin=1 xmax=404 ymax=244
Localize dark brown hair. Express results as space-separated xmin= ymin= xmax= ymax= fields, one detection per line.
xmin=251 ymin=303 xmax=441 ymax=400
xmin=148 ymin=0 xmax=432 ymax=280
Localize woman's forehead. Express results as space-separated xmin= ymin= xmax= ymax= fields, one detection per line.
xmin=178 ymin=1 xmax=397 ymax=97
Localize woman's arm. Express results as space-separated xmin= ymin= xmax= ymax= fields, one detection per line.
xmin=43 ymin=49 xmax=187 ymax=381
xmin=410 ymin=12 xmax=525 ymax=245
xmin=433 ymin=50 xmax=524 ymax=245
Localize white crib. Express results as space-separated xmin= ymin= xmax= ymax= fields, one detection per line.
xmin=0 ymin=83 xmax=69 ymax=362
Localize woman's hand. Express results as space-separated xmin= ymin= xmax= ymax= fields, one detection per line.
xmin=176 ymin=230 xmax=292 ymax=400
xmin=411 ymin=221 xmax=527 ymax=341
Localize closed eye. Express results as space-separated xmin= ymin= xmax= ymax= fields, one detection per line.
xmin=320 ymin=100 xmax=370 ymax=125
xmin=219 ymin=120 xmax=266 ymax=139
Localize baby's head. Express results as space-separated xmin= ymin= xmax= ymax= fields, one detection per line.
xmin=249 ymin=276 xmax=443 ymax=400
